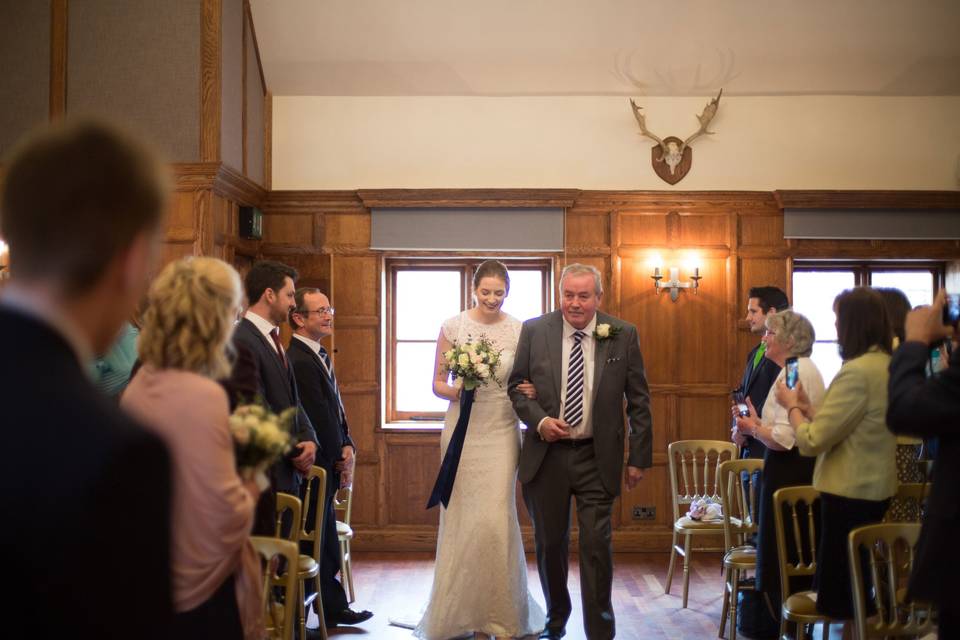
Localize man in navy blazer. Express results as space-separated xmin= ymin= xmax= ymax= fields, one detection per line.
xmin=233 ymin=261 xmax=319 ymax=533
xmin=287 ymin=287 xmax=372 ymax=628
xmin=732 ymin=286 xmax=789 ymax=459
xmin=0 ymin=120 xmax=173 ymax=638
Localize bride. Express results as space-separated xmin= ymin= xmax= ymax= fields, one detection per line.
xmin=416 ymin=260 xmax=546 ymax=640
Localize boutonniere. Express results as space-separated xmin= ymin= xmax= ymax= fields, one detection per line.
xmin=593 ymin=323 xmax=621 ymax=341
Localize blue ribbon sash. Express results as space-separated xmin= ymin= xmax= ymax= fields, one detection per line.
xmin=426 ymin=388 xmax=475 ymax=509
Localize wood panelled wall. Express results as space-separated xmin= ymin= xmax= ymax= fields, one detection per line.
xmin=260 ymin=189 xmax=960 ymax=552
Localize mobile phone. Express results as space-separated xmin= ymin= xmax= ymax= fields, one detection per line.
xmin=942 ymin=293 xmax=960 ymax=326
xmin=732 ymin=390 xmax=749 ymax=417
xmin=785 ymin=357 xmax=799 ymax=389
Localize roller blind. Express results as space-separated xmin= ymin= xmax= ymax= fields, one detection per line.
xmin=784 ymin=208 xmax=960 ymax=240
xmin=371 ymin=208 xmax=564 ymax=251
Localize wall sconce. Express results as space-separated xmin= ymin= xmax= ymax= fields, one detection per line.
xmin=0 ymin=239 xmax=8 ymax=280
xmin=651 ymin=265 xmax=701 ymax=302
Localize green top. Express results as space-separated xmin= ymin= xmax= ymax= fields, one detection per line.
xmin=93 ymin=322 xmax=139 ymax=398
xmin=752 ymin=341 xmax=766 ymax=370
xmin=795 ymin=348 xmax=897 ymax=501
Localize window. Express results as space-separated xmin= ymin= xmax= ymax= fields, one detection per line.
xmin=792 ymin=262 xmax=942 ymax=384
xmin=385 ymin=258 xmax=552 ymax=425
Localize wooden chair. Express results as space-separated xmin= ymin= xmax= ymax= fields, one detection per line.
xmin=848 ymin=522 xmax=936 ymax=639
xmin=665 ymin=440 xmax=738 ymax=607
xmin=298 ymin=467 xmax=329 ymax=639
xmin=334 ymin=485 xmax=355 ymax=604
xmin=717 ymin=458 xmax=763 ymax=640
xmin=275 ymin=492 xmax=323 ymax=640
xmin=772 ymin=486 xmax=832 ymax=640
xmin=883 ymin=482 xmax=931 ymax=523
xmin=250 ymin=536 xmax=300 ymax=640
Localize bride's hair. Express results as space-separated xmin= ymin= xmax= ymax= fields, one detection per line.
xmin=473 ymin=260 xmax=510 ymax=293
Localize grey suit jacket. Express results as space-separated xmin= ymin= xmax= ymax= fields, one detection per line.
xmin=508 ymin=310 xmax=653 ymax=496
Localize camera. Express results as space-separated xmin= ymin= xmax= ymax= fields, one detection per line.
xmin=943 ymin=293 xmax=960 ymax=326
xmin=785 ymin=357 xmax=799 ymax=389
xmin=732 ymin=390 xmax=749 ymax=417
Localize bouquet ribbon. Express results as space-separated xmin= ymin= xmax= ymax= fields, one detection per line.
xmin=426 ymin=387 xmax=475 ymax=509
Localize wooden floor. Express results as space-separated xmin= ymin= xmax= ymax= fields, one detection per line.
xmin=309 ymin=550 xmax=735 ymax=640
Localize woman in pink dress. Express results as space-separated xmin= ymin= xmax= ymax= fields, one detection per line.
xmin=122 ymin=257 xmax=262 ymax=640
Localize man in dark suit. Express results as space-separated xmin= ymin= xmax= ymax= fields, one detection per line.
xmin=732 ymin=286 xmax=789 ymax=459
xmin=233 ymin=261 xmax=319 ymax=533
xmin=887 ymin=290 xmax=959 ymax=639
xmin=509 ymin=264 xmax=652 ymax=640
xmin=0 ymin=120 xmax=173 ymax=638
xmin=288 ymin=287 xmax=373 ymax=628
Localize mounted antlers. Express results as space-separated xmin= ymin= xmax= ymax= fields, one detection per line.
xmin=629 ymin=89 xmax=723 ymax=183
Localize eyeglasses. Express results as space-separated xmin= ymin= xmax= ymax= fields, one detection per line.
xmin=299 ymin=306 xmax=335 ymax=316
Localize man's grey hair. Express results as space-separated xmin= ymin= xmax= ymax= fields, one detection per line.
xmin=765 ymin=309 xmax=816 ymax=357
xmin=560 ymin=263 xmax=603 ymax=296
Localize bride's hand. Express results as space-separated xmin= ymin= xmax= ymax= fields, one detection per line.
xmin=516 ymin=379 xmax=538 ymax=400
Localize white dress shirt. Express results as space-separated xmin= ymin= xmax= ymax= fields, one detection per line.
xmin=244 ymin=309 xmax=281 ymax=348
xmin=291 ymin=333 xmax=332 ymax=376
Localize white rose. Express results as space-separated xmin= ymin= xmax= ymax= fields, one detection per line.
xmin=243 ymin=415 xmax=260 ymax=430
xmin=476 ymin=363 xmax=490 ymax=378
xmin=458 ymin=353 xmax=470 ymax=366
xmin=471 ymin=354 xmax=483 ymax=365
xmin=233 ymin=424 xmax=251 ymax=445
xmin=249 ymin=405 xmax=266 ymax=417
xmin=596 ymin=324 xmax=610 ymax=338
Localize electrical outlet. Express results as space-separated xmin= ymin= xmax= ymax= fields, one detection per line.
xmin=632 ymin=505 xmax=656 ymax=521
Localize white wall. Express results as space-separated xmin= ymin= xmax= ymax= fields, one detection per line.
xmin=272 ymin=95 xmax=960 ymax=191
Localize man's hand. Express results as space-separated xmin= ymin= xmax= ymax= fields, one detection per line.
xmin=731 ymin=426 xmax=746 ymax=447
xmin=335 ymin=446 xmax=356 ymax=488
xmin=625 ymin=466 xmax=644 ymax=490
xmin=293 ymin=441 xmax=317 ymax=473
xmin=538 ymin=417 xmax=571 ymax=442
xmin=905 ymin=290 xmax=952 ymax=345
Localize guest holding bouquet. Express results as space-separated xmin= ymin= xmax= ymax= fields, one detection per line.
xmin=122 ymin=257 xmax=263 ymax=640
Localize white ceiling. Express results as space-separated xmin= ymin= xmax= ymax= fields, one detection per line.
xmin=249 ymin=0 xmax=960 ymax=97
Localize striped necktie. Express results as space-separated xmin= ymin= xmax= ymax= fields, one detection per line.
xmin=563 ymin=330 xmax=587 ymax=426
xmin=319 ymin=346 xmax=347 ymax=423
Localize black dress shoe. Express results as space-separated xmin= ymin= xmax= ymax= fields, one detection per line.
xmin=539 ymin=629 xmax=565 ymax=639
xmin=325 ymin=608 xmax=374 ymax=627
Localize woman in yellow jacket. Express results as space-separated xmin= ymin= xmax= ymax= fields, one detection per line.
xmin=775 ymin=287 xmax=897 ymax=637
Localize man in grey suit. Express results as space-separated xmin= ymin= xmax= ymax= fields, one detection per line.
xmin=509 ymin=263 xmax=653 ymax=640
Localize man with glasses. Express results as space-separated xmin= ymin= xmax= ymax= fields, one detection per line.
xmin=288 ymin=288 xmax=372 ymax=630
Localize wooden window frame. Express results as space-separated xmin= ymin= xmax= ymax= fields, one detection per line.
xmin=384 ymin=256 xmax=553 ymax=427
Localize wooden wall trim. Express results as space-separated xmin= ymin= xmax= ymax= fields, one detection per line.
xmin=214 ymin=161 xmax=266 ymax=205
xmin=263 ymin=90 xmax=272 ymax=190
xmin=49 ymin=0 xmax=67 ymax=120
xmin=774 ymin=190 xmax=960 ymax=210
xmin=357 ymin=188 xmax=581 ymax=209
xmin=264 ymin=190 xmax=366 ymax=213
xmin=170 ymin=162 xmax=265 ymax=206
xmin=242 ymin=0 xmax=267 ymax=95
xmin=573 ymin=190 xmax=778 ymax=211
xmin=199 ymin=0 xmax=222 ymax=162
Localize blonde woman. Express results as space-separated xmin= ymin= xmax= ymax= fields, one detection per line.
xmin=122 ymin=257 xmax=262 ymax=640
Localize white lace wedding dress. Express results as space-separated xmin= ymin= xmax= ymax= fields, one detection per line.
xmin=414 ymin=311 xmax=545 ymax=640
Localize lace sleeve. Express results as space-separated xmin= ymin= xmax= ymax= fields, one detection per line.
xmin=441 ymin=313 xmax=461 ymax=344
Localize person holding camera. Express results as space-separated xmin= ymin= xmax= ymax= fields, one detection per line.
xmin=735 ymin=309 xmax=825 ymax=623
xmin=887 ymin=289 xmax=960 ymax=638
xmin=776 ymin=287 xmax=897 ymax=637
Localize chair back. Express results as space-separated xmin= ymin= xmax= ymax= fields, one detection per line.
xmin=848 ymin=523 xmax=936 ymax=640
xmin=250 ymin=536 xmax=299 ymax=640
xmin=772 ymin=485 xmax=821 ymax=603
xmin=274 ymin=492 xmax=302 ymax=543
xmin=718 ymin=458 xmax=763 ymax=551
xmin=334 ymin=485 xmax=353 ymax=527
xmin=667 ymin=440 xmax=738 ymax=522
xmin=883 ymin=482 xmax=931 ymax=523
xmin=299 ymin=466 xmax=328 ymax=558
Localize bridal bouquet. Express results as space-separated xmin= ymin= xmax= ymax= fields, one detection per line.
xmin=229 ymin=402 xmax=295 ymax=485
xmin=443 ymin=336 xmax=502 ymax=391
